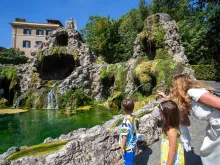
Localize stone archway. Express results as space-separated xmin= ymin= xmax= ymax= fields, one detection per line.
xmin=55 ymin=32 xmax=68 ymax=46
xmin=37 ymin=54 xmax=77 ymax=80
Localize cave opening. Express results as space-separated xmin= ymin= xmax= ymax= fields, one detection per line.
xmin=38 ymin=54 xmax=79 ymax=80
xmin=0 ymin=78 xmax=16 ymax=105
xmin=142 ymin=39 xmax=156 ymax=60
xmin=55 ymin=32 xmax=68 ymax=46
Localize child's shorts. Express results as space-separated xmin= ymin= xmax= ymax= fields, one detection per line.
xmin=123 ymin=148 xmax=135 ymax=165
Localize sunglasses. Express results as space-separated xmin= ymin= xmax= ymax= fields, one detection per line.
xmin=159 ymin=103 xmax=164 ymax=111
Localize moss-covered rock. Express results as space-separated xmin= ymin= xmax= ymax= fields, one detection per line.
xmin=132 ymin=59 xmax=181 ymax=96
xmin=0 ymin=98 xmax=9 ymax=108
xmin=6 ymin=141 xmax=68 ymax=161
xmin=138 ymin=14 xmax=168 ymax=60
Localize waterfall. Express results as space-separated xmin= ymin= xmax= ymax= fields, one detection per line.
xmin=32 ymin=90 xmax=44 ymax=109
xmin=127 ymin=84 xmax=144 ymax=98
xmin=46 ymin=88 xmax=59 ymax=110
xmin=65 ymin=98 xmax=71 ymax=110
xmin=12 ymin=96 xmax=22 ymax=108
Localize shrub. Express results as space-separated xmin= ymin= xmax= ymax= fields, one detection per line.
xmin=100 ymin=65 xmax=115 ymax=86
xmin=0 ymin=48 xmax=28 ymax=65
xmin=73 ymin=89 xmax=92 ymax=106
xmin=191 ymin=65 xmax=217 ymax=80
xmin=0 ymin=98 xmax=9 ymax=108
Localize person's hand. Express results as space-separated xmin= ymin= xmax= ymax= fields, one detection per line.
xmin=121 ymin=148 xmax=125 ymax=155
xmin=156 ymin=90 xmax=169 ymax=100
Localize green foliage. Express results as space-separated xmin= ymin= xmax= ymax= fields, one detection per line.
xmin=139 ymin=0 xmax=150 ymax=21
xmin=37 ymin=51 xmax=44 ymax=61
xmin=192 ymin=65 xmax=218 ymax=80
xmin=81 ymin=10 xmax=146 ymax=63
xmin=154 ymin=26 xmax=166 ymax=48
xmin=155 ymin=49 xmax=171 ymax=60
xmin=58 ymin=89 xmax=74 ymax=109
xmin=114 ymin=64 xmax=127 ymax=92
xmin=73 ymin=89 xmax=92 ymax=106
xmin=0 ymin=48 xmax=28 ymax=65
xmin=0 ymin=98 xmax=9 ymax=108
xmin=30 ymin=72 xmax=43 ymax=89
xmin=151 ymin=0 xmax=190 ymax=22
xmin=81 ymin=16 xmax=120 ymax=63
xmin=6 ymin=141 xmax=68 ymax=161
xmin=118 ymin=9 xmax=145 ymax=60
xmin=0 ymin=66 xmax=18 ymax=80
xmin=49 ymin=46 xmax=67 ymax=56
xmin=0 ymin=66 xmax=18 ymax=90
xmin=100 ymin=65 xmax=115 ymax=86
xmin=132 ymin=59 xmax=180 ymax=95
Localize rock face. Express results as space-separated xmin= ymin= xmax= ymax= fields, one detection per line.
xmin=0 ymin=101 xmax=161 ymax=165
xmin=10 ymin=14 xmax=195 ymax=110
xmin=133 ymin=13 xmax=188 ymax=64
xmin=17 ymin=58 xmax=34 ymax=92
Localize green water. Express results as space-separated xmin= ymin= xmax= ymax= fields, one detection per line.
xmin=0 ymin=107 xmax=119 ymax=154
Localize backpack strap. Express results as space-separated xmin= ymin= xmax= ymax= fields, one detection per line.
xmin=208 ymin=90 xmax=220 ymax=97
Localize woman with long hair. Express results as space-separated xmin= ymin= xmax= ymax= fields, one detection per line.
xmin=158 ymin=74 xmax=220 ymax=165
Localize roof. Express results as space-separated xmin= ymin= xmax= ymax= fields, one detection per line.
xmin=9 ymin=22 xmax=60 ymax=28
xmin=47 ymin=19 xmax=64 ymax=27
xmin=9 ymin=19 xmax=63 ymax=28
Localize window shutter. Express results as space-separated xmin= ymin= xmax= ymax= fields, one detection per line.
xmin=23 ymin=41 xmax=25 ymax=47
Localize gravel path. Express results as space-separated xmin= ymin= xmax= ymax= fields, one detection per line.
xmin=135 ymin=116 xmax=205 ymax=165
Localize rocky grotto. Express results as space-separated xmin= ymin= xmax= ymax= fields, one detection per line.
xmin=0 ymin=13 xmax=194 ymax=165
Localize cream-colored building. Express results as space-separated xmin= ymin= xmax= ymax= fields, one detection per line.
xmin=10 ymin=18 xmax=63 ymax=58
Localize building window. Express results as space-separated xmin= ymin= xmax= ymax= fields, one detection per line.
xmin=36 ymin=29 xmax=44 ymax=35
xmin=23 ymin=28 xmax=31 ymax=35
xmin=46 ymin=29 xmax=52 ymax=36
xmin=23 ymin=40 xmax=31 ymax=48
xmin=36 ymin=41 xmax=42 ymax=46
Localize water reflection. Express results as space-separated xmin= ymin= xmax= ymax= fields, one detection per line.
xmin=0 ymin=107 xmax=119 ymax=154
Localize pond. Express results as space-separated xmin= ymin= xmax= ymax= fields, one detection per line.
xmin=0 ymin=107 xmax=120 ymax=154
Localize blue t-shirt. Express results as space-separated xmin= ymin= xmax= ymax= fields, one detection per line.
xmin=119 ymin=117 xmax=137 ymax=150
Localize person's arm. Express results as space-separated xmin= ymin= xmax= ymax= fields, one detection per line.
xmin=121 ymin=135 xmax=127 ymax=154
xmin=180 ymin=111 xmax=190 ymax=126
xmin=199 ymin=92 xmax=220 ymax=110
xmin=166 ymin=129 xmax=178 ymax=165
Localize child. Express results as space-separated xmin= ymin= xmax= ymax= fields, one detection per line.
xmin=157 ymin=89 xmax=191 ymax=153
xmin=159 ymin=100 xmax=185 ymax=165
xmin=119 ymin=99 xmax=137 ymax=165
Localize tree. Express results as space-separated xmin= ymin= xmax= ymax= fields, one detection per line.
xmin=139 ymin=0 xmax=149 ymax=20
xmin=81 ymin=15 xmax=125 ymax=63
xmin=0 ymin=48 xmax=28 ymax=65
xmin=118 ymin=9 xmax=144 ymax=60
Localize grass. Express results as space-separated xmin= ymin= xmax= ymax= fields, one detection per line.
xmin=77 ymin=105 xmax=92 ymax=111
xmin=6 ymin=141 xmax=68 ymax=161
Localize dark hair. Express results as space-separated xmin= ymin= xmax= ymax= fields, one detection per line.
xmin=121 ymin=99 xmax=134 ymax=113
xmin=159 ymin=100 xmax=180 ymax=133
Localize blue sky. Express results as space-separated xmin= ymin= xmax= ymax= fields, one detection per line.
xmin=0 ymin=0 xmax=151 ymax=48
